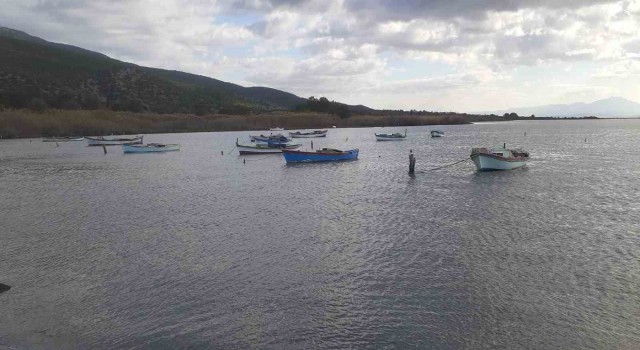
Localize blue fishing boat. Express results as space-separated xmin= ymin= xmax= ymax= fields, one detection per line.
xmin=282 ymin=148 xmax=359 ymax=163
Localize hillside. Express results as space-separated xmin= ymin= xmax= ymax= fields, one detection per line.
xmin=0 ymin=26 xmax=306 ymax=114
xmin=485 ymin=97 xmax=640 ymax=118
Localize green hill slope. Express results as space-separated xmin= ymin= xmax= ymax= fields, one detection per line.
xmin=0 ymin=26 xmax=306 ymax=113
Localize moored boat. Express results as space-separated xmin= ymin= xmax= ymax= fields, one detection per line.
xmin=431 ymin=130 xmax=444 ymax=138
xmin=375 ymin=129 xmax=407 ymax=141
xmin=289 ymin=130 xmax=328 ymax=138
xmin=236 ymin=140 xmax=301 ymax=154
xmin=250 ymin=134 xmax=292 ymax=145
xmin=282 ymin=148 xmax=359 ymax=163
xmin=43 ymin=136 xmax=84 ymax=142
xmin=470 ymin=144 xmax=529 ymax=171
xmin=123 ymin=143 xmax=180 ymax=153
xmin=270 ymin=127 xmax=284 ymax=131
xmin=86 ymin=135 xmax=143 ymax=146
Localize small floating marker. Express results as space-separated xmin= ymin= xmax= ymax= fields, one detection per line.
xmin=221 ymin=150 xmax=224 ymax=156
xmin=102 ymin=144 xmax=107 ymax=155
xmin=243 ymin=159 xmax=246 ymax=164
xmin=311 ymin=140 xmax=314 ymax=149
xmin=585 ymin=138 xmax=587 ymax=142
xmin=346 ymin=137 xmax=348 ymax=142
xmin=524 ymin=132 xmax=527 ymax=137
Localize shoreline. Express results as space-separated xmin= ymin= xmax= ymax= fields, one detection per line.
xmin=0 ymin=108 xmax=603 ymax=139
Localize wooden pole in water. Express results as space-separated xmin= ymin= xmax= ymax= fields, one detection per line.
xmin=409 ymin=150 xmax=416 ymax=174
xmin=102 ymin=144 xmax=107 ymax=155
xmin=311 ymin=140 xmax=314 ymax=149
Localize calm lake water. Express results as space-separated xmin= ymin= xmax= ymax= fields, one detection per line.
xmin=1 ymin=120 xmax=639 ymax=349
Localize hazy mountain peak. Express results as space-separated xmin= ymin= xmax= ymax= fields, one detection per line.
xmin=487 ymin=97 xmax=640 ymax=118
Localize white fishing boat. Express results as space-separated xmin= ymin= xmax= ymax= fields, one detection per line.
xmin=470 ymin=144 xmax=529 ymax=171
xmin=122 ymin=143 xmax=180 ymax=153
xmin=431 ymin=130 xmax=444 ymax=138
xmin=289 ymin=130 xmax=328 ymax=138
xmin=250 ymin=134 xmax=291 ymax=144
xmin=236 ymin=140 xmax=301 ymax=154
xmin=270 ymin=127 xmax=284 ymax=131
xmin=375 ymin=129 xmax=407 ymax=141
xmin=86 ymin=135 xmax=143 ymax=146
xmin=42 ymin=136 xmax=84 ymax=142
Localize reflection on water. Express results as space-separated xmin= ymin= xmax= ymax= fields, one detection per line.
xmin=1 ymin=120 xmax=639 ymax=349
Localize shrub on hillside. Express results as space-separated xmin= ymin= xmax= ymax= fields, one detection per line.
xmin=29 ymin=98 xmax=47 ymax=112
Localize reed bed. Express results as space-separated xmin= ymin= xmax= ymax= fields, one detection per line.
xmin=0 ymin=109 xmax=469 ymax=139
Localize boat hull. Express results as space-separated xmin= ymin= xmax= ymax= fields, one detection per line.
xmin=289 ymin=130 xmax=328 ymax=138
xmin=43 ymin=137 xmax=84 ymax=142
xmin=282 ymin=149 xmax=359 ymax=163
xmin=471 ymin=154 xmax=527 ymax=171
xmin=375 ymin=135 xmax=405 ymax=141
xmin=237 ymin=143 xmax=301 ymax=155
xmin=289 ymin=133 xmax=327 ymax=138
xmin=87 ymin=136 xmax=143 ymax=146
xmin=123 ymin=144 xmax=180 ymax=153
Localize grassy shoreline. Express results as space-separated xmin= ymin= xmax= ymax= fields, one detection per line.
xmin=0 ymin=109 xmax=478 ymax=139
xmin=0 ymin=108 xmax=597 ymax=139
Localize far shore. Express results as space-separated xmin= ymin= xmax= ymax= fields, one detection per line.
xmin=0 ymin=108 xmax=599 ymax=139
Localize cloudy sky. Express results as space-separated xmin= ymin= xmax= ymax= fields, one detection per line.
xmin=2 ymin=0 xmax=640 ymax=111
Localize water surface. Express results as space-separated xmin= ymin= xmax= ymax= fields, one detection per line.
xmin=1 ymin=120 xmax=639 ymax=349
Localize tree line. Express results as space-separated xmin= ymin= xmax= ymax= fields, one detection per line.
xmin=294 ymin=96 xmax=352 ymax=119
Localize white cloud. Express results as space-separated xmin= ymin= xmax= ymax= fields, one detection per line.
xmin=2 ymin=0 xmax=640 ymax=109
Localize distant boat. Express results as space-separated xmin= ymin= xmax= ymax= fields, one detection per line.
xmin=470 ymin=144 xmax=529 ymax=171
xmin=42 ymin=136 xmax=84 ymax=142
xmin=431 ymin=130 xmax=444 ymax=138
xmin=86 ymin=135 xmax=143 ymax=146
xmin=289 ymin=130 xmax=328 ymax=138
xmin=123 ymin=143 xmax=180 ymax=153
xmin=250 ymin=134 xmax=292 ymax=145
xmin=375 ymin=129 xmax=407 ymax=141
xmin=282 ymin=148 xmax=359 ymax=163
xmin=236 ymin=140 xmax=301 ymax=154
xmin=270 ymin=127 xmax=285 ymax=131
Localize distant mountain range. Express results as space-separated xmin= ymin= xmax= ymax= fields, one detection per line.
xmin=485 ymin=97 xmax=640 ymax=118
xmin=0 ymin=26 xmax=374 ymax=114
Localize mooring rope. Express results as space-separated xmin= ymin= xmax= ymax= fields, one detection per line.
xmin=221 ymin=144 xmax=237 ymax=155
xmin=425 ymin=158 xmax=469 ymax=171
